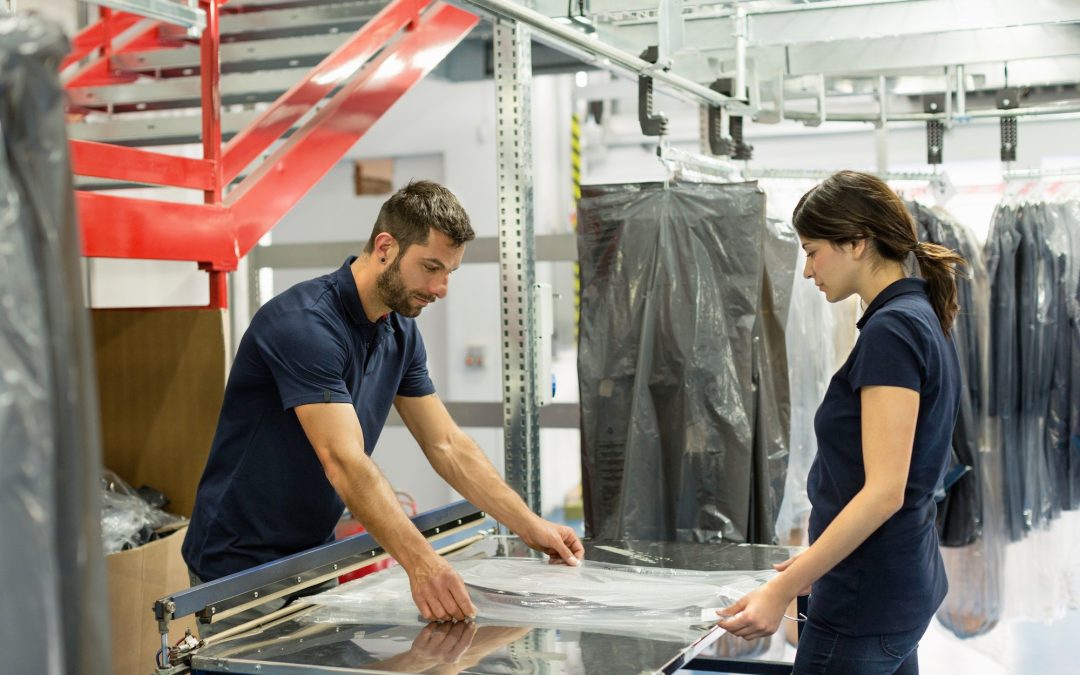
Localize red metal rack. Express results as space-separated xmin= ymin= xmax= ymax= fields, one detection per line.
xmin=65 ymin=0 xmax=477 ymax=308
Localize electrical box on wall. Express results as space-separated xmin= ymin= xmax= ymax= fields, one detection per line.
xmin=533 ymin=283 xmax=554 ymax=407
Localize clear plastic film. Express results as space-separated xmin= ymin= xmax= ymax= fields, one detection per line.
xmin=100 ymin=470 xmax=185 ymax=554
xmin=305 ymin=558 xmax=775 ymax=642
xmin=907 ymin=201 xmax=988 ymax=547
xmin=903 ymin=203 xmax=1006 ymax=638
xmin=577 ymin=180 xmax=790 ymax=544
xmin=0 ymin=13 xmax=110 ymax=675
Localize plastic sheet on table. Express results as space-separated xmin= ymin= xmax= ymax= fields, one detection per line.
xmin=304 ymin=557 xmax=775 ymax=642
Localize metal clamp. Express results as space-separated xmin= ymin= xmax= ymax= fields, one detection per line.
xmin=638 ymin=46 xmax=668 ymax=137
xmin=923 ymin=94 xmax=946 ymax=165
xmin=998 ymin=88 xmax=1020 ymax=162
xmin=708 ymin=79 xmax=752 ymax=159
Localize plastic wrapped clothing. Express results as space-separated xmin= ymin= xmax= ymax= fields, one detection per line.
xmin=922 ymin=203 xmax=1005 ymax=637
xmin=576 ymin=181 xmax=791 ymax=544
xmin=306 ymin=557 xmax=775 ymax=643
xmin=985 ymin=200 xmax=1079 ymax=541
xmin=1042 ymin=201 xmax=1080 ymax=512
xmin=0 ymin=14 xmax=111 ymax=675
xmin=749 ymin=216 xmax=798 ymax=543
xmin=907 ymin=201 xmax=987 ymax=546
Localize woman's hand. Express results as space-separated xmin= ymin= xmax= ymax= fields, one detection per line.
xmin=715 ymin=581 xmax=794 ymax=642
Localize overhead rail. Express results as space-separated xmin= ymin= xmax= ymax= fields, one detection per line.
xmin=455 ymin=0 xmax=750 ymax=114
xmin=1003 ymin=166 xmax=1080 ymax=181
xmin=780 ymin=101 xmax=1080 ymax=125
xmin=744 ymin=167 xmax=942 ymax=182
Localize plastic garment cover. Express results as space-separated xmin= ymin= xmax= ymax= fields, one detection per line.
xmin=576 ymin=181 xmax=791 ymax=544
xmin=985 ymin=200 xmax=1079 ymax=541
xmin=1041 ymin=201 xmax=1080 ymax=512
xmin=910 ymin=205 xmax=1006 ymax=637
xmin=306 ymin=557 xmax=775 ymax=643
xmin=907 ymin=202 xmax=987 ymax=546
xmin=749 ymin=217 xmax=798 ymax=542
xmin=0 ymin=14 xmax=111 ymax=675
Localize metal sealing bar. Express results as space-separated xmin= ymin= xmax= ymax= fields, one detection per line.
xmin=494 ymin=16 xmax=541 ymax=514
xmin=156 ymin=501 xmax=484 ymax=621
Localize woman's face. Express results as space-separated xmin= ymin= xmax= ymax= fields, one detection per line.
xmin=799 ymin=236 xmax=861 ymax=303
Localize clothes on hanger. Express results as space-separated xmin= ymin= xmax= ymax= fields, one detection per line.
xmin=576 ymin=180 xmax=796 ymax=544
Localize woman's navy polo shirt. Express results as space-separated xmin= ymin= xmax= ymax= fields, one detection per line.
xmin=182 ymin=258 xmax=435 ymax=581
xmin=807 ymin=278 xmax=960 ymax=635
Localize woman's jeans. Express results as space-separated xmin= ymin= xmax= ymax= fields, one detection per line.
xmin=793 ymin=617 xmax=930 ymax=675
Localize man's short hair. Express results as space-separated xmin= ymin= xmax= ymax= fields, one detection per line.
xmin=363 ymin=180 xmax=474 ymax=254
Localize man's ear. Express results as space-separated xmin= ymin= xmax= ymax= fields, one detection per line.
xmin=374 ymin=232 xmax=398 ymax=261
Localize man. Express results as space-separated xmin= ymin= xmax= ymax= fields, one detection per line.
xmin=182 ymin=181 xmax=582 ymax=629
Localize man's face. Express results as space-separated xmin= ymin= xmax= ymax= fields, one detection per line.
xmin=376 ymin=230 xmax=465 ymax=317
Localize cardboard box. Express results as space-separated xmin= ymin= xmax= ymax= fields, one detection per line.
xmin=93 ymin=308 xmax=228 ymax=517
xmin=106 ymin=525 xmax=199 ymax=675
xmin=93 ymin=309 xmax=229 ymax=673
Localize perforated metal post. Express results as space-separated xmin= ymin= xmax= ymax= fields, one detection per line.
xmin=494 ymin=17 xmax=541 ymax=514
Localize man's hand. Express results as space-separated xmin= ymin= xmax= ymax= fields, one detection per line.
xmin=517 ymin=517 xmax=585 ymax=566
xmin=408 ymin=555 xmax=477 ymax=622
xmin=412 ymin=621 xmax=477 ymax=665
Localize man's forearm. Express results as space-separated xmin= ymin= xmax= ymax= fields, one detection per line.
xmin=424 ymin=430 xmax=538 ymax=533
xmin=327 ymin=450 xmax=439 ymax=571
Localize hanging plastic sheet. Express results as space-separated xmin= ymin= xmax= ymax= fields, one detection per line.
xmin=1042 ymin=201 xmax=1080 ymax=512
xmin=985 ymin=204 xmax=1029 ymax=541
xmin=907 ymin=201 xmax=986 ymax=546
xmin=0 ymin=14 xmax=110 ymax=675
xmin=306 ymin=557 xmax=775 ymax=643
xmin=907 ymin=204 xmax=1006 ymax=637
xmin=748 ymin=217 xmax=798 ymax=542
xmin=576 ymin=181 xmax=789 ymax=544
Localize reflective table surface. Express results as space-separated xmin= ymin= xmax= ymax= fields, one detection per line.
xmin=192 ymin=536 xmax=795 ymax=675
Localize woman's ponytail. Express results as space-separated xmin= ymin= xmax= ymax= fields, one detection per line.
xmin=913 ymin=241 xmax=967 ymax=337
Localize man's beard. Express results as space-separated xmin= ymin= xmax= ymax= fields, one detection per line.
xmin=376 ymin=257 xmax=432 ymax=318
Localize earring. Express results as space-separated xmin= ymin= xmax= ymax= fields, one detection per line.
xmin=380 ymin=257 xmax=386 ymax=263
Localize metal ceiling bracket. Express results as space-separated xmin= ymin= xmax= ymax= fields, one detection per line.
xmin=707 ymin=79 xmax=731 ymax=156
xmin=638 ymin=45 xmax=668 ymax=137
xmin=709 ymin=78 xmax=751 ymax=159
xmin=998 ymin=87 xmax=1020 ymax=162
xmin=923 ymin=94 xmax=946 ymax=165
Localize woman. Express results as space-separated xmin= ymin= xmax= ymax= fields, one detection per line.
xmin=717 ymin=171 xmax=966 ymax=674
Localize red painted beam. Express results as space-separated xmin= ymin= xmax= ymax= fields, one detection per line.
xmin=228 ymin=3 xmax=478 ymax=257
xmin=220 ymin=0 xmax=436 ymax=184
xmin=70 ymin=140 xmax=216 ymax=190
xmin=77 ymin=192 xmax=238 ymax=270
xmin=61 ymin=11 xmax=141 ymax=72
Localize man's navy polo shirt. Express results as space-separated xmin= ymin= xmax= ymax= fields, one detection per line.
xmin=808 ymin=278 xmax=960 ymax=635
xmin=182 ymin=257 xmax=435 ymax=581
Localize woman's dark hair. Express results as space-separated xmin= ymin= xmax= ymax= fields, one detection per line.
xmin=791 ymin=170 xmax=967 ymax=336
xmin=364 ymin=180 xmax=475 ymax=254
